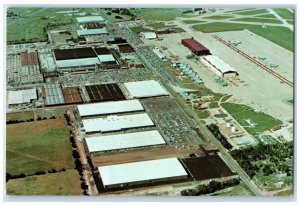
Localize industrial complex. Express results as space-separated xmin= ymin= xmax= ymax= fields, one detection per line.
xmin=5 ymin=7 xmax=294 ymax=197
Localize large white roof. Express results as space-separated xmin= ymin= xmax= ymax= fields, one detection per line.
xmin=142 ymin=32 xmax=157 ymax=39
xmin=85 ymin=130 xmax=165 ymax=153
xmin=8 ymin=89 xmax=37 ymax=105
xmin=77 ymin=28 xmax=108 ymax=36
xmin=77 ymin=100 xmax=144 ymax=117
xmin=204 ymin=55 xmax=238 ymax=74
xmin=82 ymin=113 xmax=154 ymax=133
xmin=124 ymin=80 xmax=169 ymax=98
xmin=56 ymin=57 xmax=100 ymax=68
xmin=77 ymin=16 xmax=105 ymax=23
xmin=98 ymin=158 xmax=188 ymax=187
xmin=98 ymin=54 xmax=115 ymax=62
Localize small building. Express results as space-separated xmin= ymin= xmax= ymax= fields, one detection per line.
xmin=141 ymin=32 xmax=157 ymax=39
xmin=181 ymin=38 xmax=210 ymax=56
xmin=201 ymin=55 xmax=239 ymax=78
xmin=98 ymin=158 xmax=188 ymax=189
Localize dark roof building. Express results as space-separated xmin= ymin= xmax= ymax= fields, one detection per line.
xmin=181 ymin=38 xmax=211 ymax=56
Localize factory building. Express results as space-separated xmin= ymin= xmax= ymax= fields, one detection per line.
xmin=76 ymin=16 xmax=105 ymax=24
xmin=77 ymin=99 xmax=144 ymax=117
xmin=124 ymin=80 xmax=169 ymax=98
xmin=85 ymin=130 xmax=166 ymax=154
xmin=44 ymin=84 xmax=65 ymax=106
xmin=8 ymin=88 xmax=37 ymax=105
xmin=77 ymin=28 xmax=108 ymax=36
xmin=181 ymin=38 xmax=210 ymax=56
xmin=98 ymin=158 xmax=188 ymax=189
xmin=201 ymin=55 xmax=239 ymax=78
xmin=153 ymin=47 xmax=165 ymax=59
xmin=82 ymin=113 xmax=154 ymax=133
xmin=141 ymin=32 xmax=157 ymax=39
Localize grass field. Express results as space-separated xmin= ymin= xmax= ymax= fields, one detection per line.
xmin=225 ymin=8 xmax=256 ymax=13
xmin=182 ymin=20 xmax=205 ymax=24
xmin=131 ymin=8 xmax=194 ymax=21
xmin=287 ymin=20 xmax=294 ymax=25
xmin=221 ymin=103 xmax=282 ymax=135
xmin=6 ymin=118 xmax=74 ymax=175
xmin=214 ymin=114 xmax=228 ymax=118
xmin=196 ymin=110 xmax=210 ymax=119
xmin=192 ymin=23 xmax=294 ymax=51
xmin=232 ymin=17 xmax=282 ymax=24
xmin=147 ymin=22 xmax=186 ymax=33
xmin=6 ymin=169 xmax=82 ymax=195
xmin=209 ymin=101 xmax=219 ymax=108
xmin=273 ymin=8 xmax=294 ymax=20
xmin=203 ymin=15 xmax=234 ymax=20
xmin=7 ymin=8 xmax=77 ymax=43
xmin=6 ymin=111 xmax=34 ymax=122
xmin=233 ymin=9 xmax=268 ymax=16
xmin=211 ymin=183 xmax=254 ymax=196
xmin=255 ymin=14 xmax=277 ymax=19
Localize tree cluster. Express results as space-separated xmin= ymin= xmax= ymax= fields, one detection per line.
xmin=207 ymin=124 xmax=233 ymax=150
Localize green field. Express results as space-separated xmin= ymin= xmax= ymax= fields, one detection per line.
xmin=225 ymin=8 xmax=256 ymax=13
xmin=192 ymin=23 xmax=293 ymax=51
xmin=209 ymin=101 xmax=219 ymax=108
xmin=7 ymin=8 xmax=77 ymax=43
xmin=233 ymin=9 xmax=268 ymax=16
xmin=287 ymin=20 xmax=294 ymax=25
xmin=182 ymin=20 xmax=205 ymax=24
xmin=131 ymin=8 xmax=194 ymax=21
xmin=232 ymin=17 xmax=282 ymax=24
xmin=221 ymin=103 xmax=282 ymax=135
xmin=6 ymin=118 xmax=74 ymax=176
xmin=196 ymin=110 xmax=210 ymax=119
xmin=255 ymin=14 xmax=277 ymax=19
xmin=203 ymin=15 xmax=234 ymax=20
xmin=6 ymin=169 xmax=82 ymax=195
xmin=7 ymin=111 xmax=34 ymax=122
xmin=214 ymin=114 xmax=228 ymax=118
xmin=211 ymin=183 xmax=254 ymax=196
xmin=273 ymin=8 xmax=294 ymax=20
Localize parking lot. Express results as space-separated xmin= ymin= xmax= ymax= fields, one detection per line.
xmin=141 ymin=96 xmax=204 ymax=147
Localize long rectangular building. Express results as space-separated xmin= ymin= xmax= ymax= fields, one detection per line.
xmin=8 ymin=88 xmax=37 ymax=105
xmin=78 ymin=99 xmax=144 ymax=117
xmin=98 ymin=158 xmax=188 ymax=189
xmin=82 ymin=113 xmax=154 ymax=133
xmin=124 ymin=80 xmax=169 ymax=98
xmin=182 ymin=38 xmax=210 ymax=56
xmin=85 ymin=130 xmax=166 ymax=153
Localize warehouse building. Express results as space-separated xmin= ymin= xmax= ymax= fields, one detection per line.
xmin=181 ymin=38 xmax=210 ymax=56
xmin=141 ymin=32 xmax=157 ymax=39
xmin=44 ymin=84 xmax=65 ymax=106
xmin=77 ymin=28 xmax=108 ymax=36
xmin=77 ymin=16 xmax=105 ymax=24
xmin=82 ymin=113 xmax=154 ymax=133
xmin=153 ymin=47 xmax=165 ymax=59
xmin=201 ymin=55 xmax=239 ymax=78
xmin=85 ymin=130 xmax=166 ymax=154
xmin=85 ymin=83 xmax=125 ymax=102
xmin=77 ymin=99 xmax=144 ymax=117
xmin=54 ymin=47 xmax=100 ymax=69
xmin=124 ymin=80 xmax=169 ymax=98
xmin=8 ymin=88 xmax=37 ymax=105
xmin=98 ymin=158 xmax=188 ymax=189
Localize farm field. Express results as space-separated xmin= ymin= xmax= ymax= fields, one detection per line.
xmin=6 ymin=169 xmax=82 ymax=195
xmin=7 ymin=8 xmax=78 ymax=43
xmin=6 ymin=111 xmax=34 ymax=122
xmin=221 ymin=103 xmax=282 ymax=136
xmin=6 ymin=118 xmax=74 ymax=175
xmin=192 ymin=23 xmax=293 ymax=51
